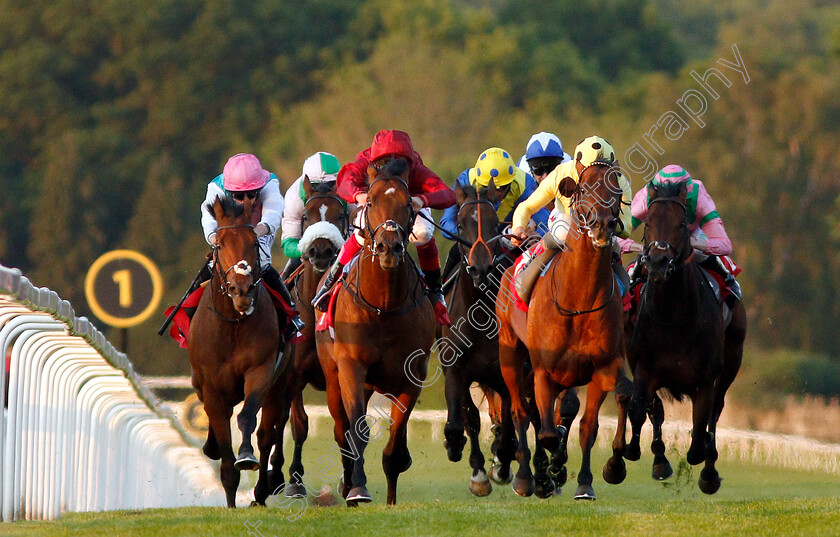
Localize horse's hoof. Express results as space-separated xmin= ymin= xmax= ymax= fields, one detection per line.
xmin=234 ymin=452 xmax=260 ymax=471
xmin=469 ymin=471 xmax=492 ymax=497
xmin=573 ymin=485 xmax=596 ymax=500
xmin=550 ymin=465 xmax=567 ymax=487
xmin=512 ymin=476 xmax=535 ymax=497
xmin=698 ymin=468 xmax=721 ymax=495
xmin=534 ymin=476 xmax=556 ymax=499
xmin=347 ymin=486 xmax=372 ymax=503
xmin=602 ymin=457 xmax=627 ymax=485
xmin=285 ymin=483 xmax=306 ymax=498
xmin=338 ymin=477 xmax=350 ymax=499
xmin=489 ymin=464 xmax=513 ymax=485
xmin=624 ymin=443 xmax=641 ymax=461
xmin=249 ymin=500 xmax=265 ymax=507
xmin=652 ymin=461 xmax=673 ymax=481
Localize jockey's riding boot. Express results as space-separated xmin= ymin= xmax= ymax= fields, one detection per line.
xmin=262 ymin=266 xmax=305 ymax=334
xmin=515 ymin=240 xmax=562 ymax=304
xmin=423 ymin=267 xmax=450 ymax=325
xmin=700 ymin=256 xmax=742 ymax=306
xmin=182 ymin=262 xmax=212 ymax=321
xmin=280 ymin=257 xmax=303 ymax=290
xmin=611 ymin=251 xmax=631 ymax=297
xmin=312 ymin=258 xmax=344 ymax=312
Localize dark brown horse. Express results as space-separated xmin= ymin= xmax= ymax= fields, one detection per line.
xmin=624 ymin=180 xmax=746 ymax=494
xmin=315 ymin=158 xmax=435 ymax=505
xmin=189 ymin=196 xmax=280 ymax=507
xmin=497 ymin=162 xmax=632 ymax=500
xmin=441 ymin=182 xmax=518 ymax=496
xmin=253 ymin=177 xmax=348 ymax=504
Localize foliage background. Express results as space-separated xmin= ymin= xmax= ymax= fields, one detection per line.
xmin=2 ymin=0 xmax=839 ymax=387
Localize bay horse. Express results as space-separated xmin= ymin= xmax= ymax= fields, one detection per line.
xmin=496 ymin=162 xmax=632 ymax=500
xmin=441 ymin=182 xmax=517 ymax=497
xmin=189 ymin=196 xmax=280 ymax=507
xmin=253 ymin=177 xmax=348 ymax=504
xmin=624 ymin=180 xmax=746 ymax=494
xmin=315 ymin=157 xmax=435 ymax=505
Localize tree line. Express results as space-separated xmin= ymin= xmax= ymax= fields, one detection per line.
xmin=1 ymin=0 xmax=838 ymax=374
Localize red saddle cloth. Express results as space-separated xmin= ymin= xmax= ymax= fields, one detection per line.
xmin=626 ymin=256 xmax=741 ymax=313
xmin=509 ymin=242 xmax=545 ymax=313
xmin=315 ymin=281 xmax=343 ymax=338
xmin=165 ymin=282 xmax=298 ymax=349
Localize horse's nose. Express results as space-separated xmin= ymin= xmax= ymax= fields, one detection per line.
xmin=392 ymin=241 xmax=405 ymax=257
xmin=307 ymin=247 xmax=317 ymax=259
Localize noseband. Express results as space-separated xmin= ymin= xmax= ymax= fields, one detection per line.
xmin=364 ymin=175 xmax=415 ymax=257
xmin=641 ymin=196 xmax=693 ymax=279
xmin=212 ymin=224 xmax=262 ymax=312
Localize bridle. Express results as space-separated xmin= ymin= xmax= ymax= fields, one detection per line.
xmin=211 ymin=224 xmax=261 ymax=319
xmin=302 ymin=191 xmax=350 ymax=238
xmin=455 ymin=198 xmax=511 ymax=282
xmin=363 ymin=175 xmax=415 ymax=257
xmin=641 ymin=196 xmax=694 ymax=280
xmin=569 ymin=164 xmax=622 ymax=238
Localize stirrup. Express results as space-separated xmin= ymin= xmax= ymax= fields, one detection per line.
xmin=312 ymin=281 xmax=336 ymax=312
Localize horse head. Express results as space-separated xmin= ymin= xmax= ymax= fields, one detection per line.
xmin=643 ymin=180 xmax=690 ymax=283
xmin=569 ymin=162 xmax=623 ymax=249
xmin=208 ymin=195 xmax=261 ymax=315
xmin=365 ymin=157 xmax=414 ymax=270
xmin=454 ymin=181 xmax=501 ymax=288
xmin=300 ymin=176 xmax=348 ymax=272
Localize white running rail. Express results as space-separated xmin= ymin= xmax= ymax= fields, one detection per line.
xmin=0 ymin=263 xmax=223 ymax=521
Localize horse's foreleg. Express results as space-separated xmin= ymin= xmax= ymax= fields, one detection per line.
xmin=490 ymin=389 xmax=516 ymax=485
xmin=236 ymin=366 xmax=273 ymax=471
xmin=534 ymin=370 xmax=560 ymax=452
xmin=575 ymin=383 xmax=608 ymax=500
xmin=464 ymin=393 xmax=491 ymax=496
xmin=382 ymin=390 xmax=419 ymax=505
xmin=529 ymin=388 xmax=555 ymax=499
xmin=443 ymin=366 xmax=467 ymax=462
xmin=203 ymin=394 xmax=238 ymax=507
xmin=253 ymin=388 xmax=279 ymax=505
xmin=690 ymin=384 xmax=720 ymax=494
xmin=647 ymin=394 xmax=672 ymax=480
xmin=625 ymin=369 xmax=648 ymax=462
xmin=285 ymin=391 xmax=309 ymax=497
xmin=687 ymin=384 xmax=715 ymax=467
xmin=323 ymin=366 xmax=353 ymax=501
xmin=549 ymin=389 xmax=579 ymax=489
xmin=499 ymin=342 xmax=534 ymax=497
xmin=603 ymin=369 xmax=630 ymax=485
xmin=338 ymin=361 xmax=371 ymax=504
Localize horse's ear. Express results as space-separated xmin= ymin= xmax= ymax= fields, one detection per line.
xmin=210 ymin=196 xmax=225 ymax=221
xmin=366 ymin=163 xmax=378 ymax=183
xmin=677 ymin=181 xmax=688 ymax=203
xmin=303 ymin=175 xmax=313 ymax=198
xmin=487 ymin=178 xmax=498 ymax=199
xmin=646 ymin=181 xmax=658 ymax=200
xmin=557 ymin=176 xmax=577 ymax=198
xmin=454 ymin=182 xmax=467 ymax=206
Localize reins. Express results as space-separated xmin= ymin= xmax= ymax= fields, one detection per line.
xmin=209 ymin=223 xmax=262 ymax=321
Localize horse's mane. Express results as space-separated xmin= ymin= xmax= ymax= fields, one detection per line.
xmin=650 ymin=180 xmax=687 ymax=200
xmin=312 ymin=182 xmax=336 ymax=196
xmin=380 ymin=157 xmax=409 ymax=179
xmin=205 ymin=195 xmax=245 ymax=221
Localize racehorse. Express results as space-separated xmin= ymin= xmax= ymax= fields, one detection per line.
xmin=441 ymin=182 xmax=517 ymax=496
xmin=496 ymin=162 xmax=632 ymax=500
xmin=253 ymin=177 xmax=348 ymax=504
xmin=189 ymin=196 xmax=280 ymax=507
xmin=624 ymin=180 xmax=746 ymax=494
xmin=315 ymin=157 xmax=435 ymax=505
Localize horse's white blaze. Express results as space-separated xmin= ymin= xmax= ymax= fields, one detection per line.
xmin=233 ymin=260 xmax=252 ymax=276
xmin=319 ymin=205 xmax=328 ymax=221
xmin=385 ymin=187 xmax=397 ymax=195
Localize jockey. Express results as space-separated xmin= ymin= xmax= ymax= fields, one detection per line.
xmin=440 ymin=147 xmax=550 ymax=238
xmin=629 ymin=164 xmax=742 ymax=304
xmin=200 ymin=153 xmax=304 ymax=333
xmin=522 ymin=131 xmax=572 ymax=185
xmin=279 ymin=151 xmax=346 ymax=280
xmin=510 ymin=136 xmax=634 ymax=300
xmin=440 ymin=147 xmax=550 ymax=281
xmin=311 ymin=129 xmax=457 ymax=322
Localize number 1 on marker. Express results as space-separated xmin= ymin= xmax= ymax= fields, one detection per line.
xmin=112 ymin=269 xmax=132 ymax=307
